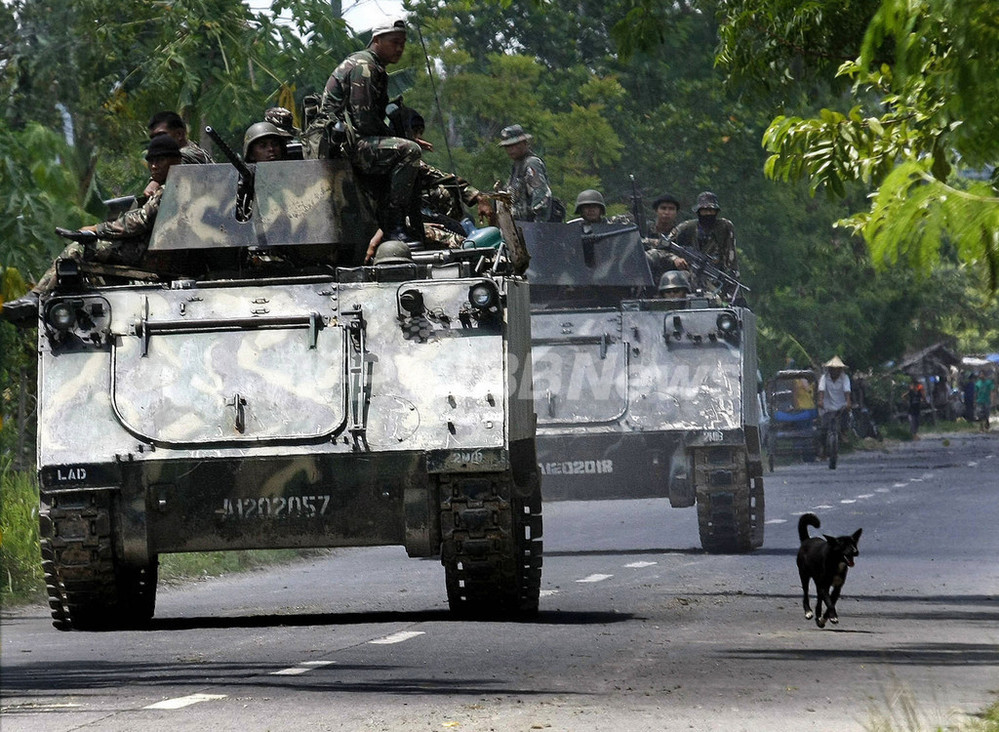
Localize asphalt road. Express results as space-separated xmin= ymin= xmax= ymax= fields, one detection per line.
xmin=2 ymin=432 xmax=997 ymax=731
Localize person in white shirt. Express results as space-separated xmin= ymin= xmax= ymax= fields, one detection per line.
xmin=817 ymin=356 xmax=852 ymax=456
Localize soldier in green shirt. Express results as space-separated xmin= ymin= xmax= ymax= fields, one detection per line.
xmin=320 ymin=18 xmax=426 ymax=241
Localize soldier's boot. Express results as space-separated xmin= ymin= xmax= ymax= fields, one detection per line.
xmin=382 ymin=206 xmax=414 ymax=243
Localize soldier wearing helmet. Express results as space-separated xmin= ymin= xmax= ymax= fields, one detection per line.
xmin=243 ymin=121 xmax=292 ymax=163
xmin=498 ymin=124 xmax=553 ymax=222
xmin=319 ymin=17 xmax=426 ymax=242
xmin=371 ymin=238 xmax=414 ymax=265
xmin=657 ymin=269 xmax=692 ymax=301
xmin=567 ymin=189 xmax=607 ymax=225
xmin=663 ymin=191 xmax=739 ymax=279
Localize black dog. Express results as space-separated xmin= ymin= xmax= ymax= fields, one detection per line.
xmin=797 ymin=513 xmax=862 ymax=628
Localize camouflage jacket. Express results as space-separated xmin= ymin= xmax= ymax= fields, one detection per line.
xmin=95 ymin=187 xmax=164 ymax=240
xmin=507 ymin=153 xmax=552 ymax=222
xmin=320 ymin=48 xmax=392 ymax=138
xmin=420 ymin=162 xmax=481 ymax=219
xmin=664 ymin=217 xmax=739 ymax=277
xmin=181 ymin=141 xmax=214 ymax=164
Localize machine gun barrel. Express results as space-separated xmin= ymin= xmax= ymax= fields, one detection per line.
xmin=204 ymin=126 xmax=254 ymax=181
xmin=629 ymin=175 xmax=645 ymax=238
xmin=661 ymin=236 xmax=750 ymax=303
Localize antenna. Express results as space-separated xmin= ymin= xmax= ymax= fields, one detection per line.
xmin=415 ymin=23 xmax=457 ymax=176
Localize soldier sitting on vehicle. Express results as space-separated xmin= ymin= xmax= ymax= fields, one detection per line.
xmin=663 ymin=191 xmax=739 ymax=280
xmin=318 ymin=17 xmax=427 ymax=242
xmin=567 ymin=189 xmax=607 ymax=225
xmin=1 ymin=136 xmax=184 ymax=326
xmin=647 ymin=192 xmax=682 ymax=240
xmin=144 ymin=110 xmax=213 ymax=197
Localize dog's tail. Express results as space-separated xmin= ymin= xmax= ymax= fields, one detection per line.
xmin=798 ymin=512 xmax=820 ymax=542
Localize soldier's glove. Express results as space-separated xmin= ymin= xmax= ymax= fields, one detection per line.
xmin=56 ymin=227 xmax=98 ymax=242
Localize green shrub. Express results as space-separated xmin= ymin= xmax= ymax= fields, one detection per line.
xmin=0 ymin=458 xmax=43 ymax=602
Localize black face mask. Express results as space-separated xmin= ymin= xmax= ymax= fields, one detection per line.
xmin=698 ymin=214 xmax=717 ymax=228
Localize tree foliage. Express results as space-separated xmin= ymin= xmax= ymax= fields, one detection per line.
xmin=720 ymin=0 xmax=999 ymax=293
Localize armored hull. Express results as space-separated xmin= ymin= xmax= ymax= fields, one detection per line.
xmin=524 ymin=222 xmax=764 ymax=552
xmin=33 ymin=161 xmax=541 ymax=628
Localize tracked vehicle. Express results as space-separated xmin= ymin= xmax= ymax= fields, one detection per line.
xmin=524 ymin=222 xmax=764 ymax=552
xmin=33 ymin=158 xmax=541 ymax=629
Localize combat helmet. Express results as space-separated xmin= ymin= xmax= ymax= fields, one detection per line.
xmin=692 ymin=191 xmax=721 ymax=212
xmin=658 ymin=269 xmax=692 ymax=295
xmin=242 ymin=121 xmax=291 ymax=159
xmin=372 ymin=239 xmax=414 ymax=265
xmin=498 ymin=124 xmax=532 ymax=146
xmin=574 ymin=189 xmax=606 ymax=215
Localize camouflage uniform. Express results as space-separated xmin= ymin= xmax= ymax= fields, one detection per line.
xmin=507 ymin=153 xmax=552 ymax=222
xmin=420 ymin=162 xmax=482 ymax=220
xmin=666 ymin=217 xmax=739 ymax=278
xmin=35 ymin=189 xmax=164 ymax=294
xmin=180 ymin=142 xmax=213 ymax=164
xmin=320 ymin=48 xmax=421 ymax=219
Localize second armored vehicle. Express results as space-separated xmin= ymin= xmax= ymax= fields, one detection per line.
xmin=523 ymin=222 xmax=765 ymax=553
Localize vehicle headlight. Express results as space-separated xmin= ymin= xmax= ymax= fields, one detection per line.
xmin=716 ymin=311 xmax=738 ymax=334
xmin=399 ymin=288 xmax=424 ymax=315
xmin=46 ymin=301 xmax=77 ymax=331
xmin=468 ymin=281 xmax=499 ymax=311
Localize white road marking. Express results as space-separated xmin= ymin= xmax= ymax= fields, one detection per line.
xmin=876 ymin=487 xmax=890 ymax=492
xmin=813 ymin=505 xmax=833 ymax=510
xmin=893 ymin=482 xmax=907 ymax=488
xmin=624 ymin=561 xmax=658 ymax=568
xmin=840 ymin=499 xmax=856 ymax=504
xmin=369 ymin=631 xmax=425 ymax=645
xmin=540 ymin=589 xmax=559 ymax=597
xmin=909 ymin=478 xmax=924 ymax=482
xmin=968 ymin=461 xmax=978 ymax=467
xmin=577 ymin=574 xmax=613 ymax=583
xmin=856 ymin=494 xmax=874 ymax=499
xmin=270 ymin=661 xmax=335 ymax=676
xmin=144 ymin=693 xmax=227 ymax=710
xmin=765 ymin=518 xmax=787 ymax=525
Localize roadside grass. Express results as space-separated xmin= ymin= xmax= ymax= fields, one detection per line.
xmin=0 ymin=460 xmax=43 ymax=604
xmin=864 ymin=684 xmax=999 ymax=731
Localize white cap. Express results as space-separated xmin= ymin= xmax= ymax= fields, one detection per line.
xmin=370 ymin=18 xmax=407 ymax=39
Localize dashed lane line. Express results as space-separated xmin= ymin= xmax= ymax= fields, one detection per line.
xmin=270 ymin=661 xmax=335 ymax=676
xmin=577 ymin=574 xmax=613 ymax=583
xmin=624 ymin=561 xmax=658 ymax=568
xmin=144 ymin=693 xmax=227 ymax=710
xmin=369 ymin=631 xmax=425 ymax=645
xmin=765 ymin=518 xmax=787 ymax=525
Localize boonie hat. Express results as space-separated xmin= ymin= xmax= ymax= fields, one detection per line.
xmin=824 ymin=355 xmax=847 ymax=368
xmin=498 ymin=124 xmax=532 ymax=146
xmin=145 ymin=135 xmax=182 ymax=160
xmin=370 ymin=18 xmax=407 ymax=39
xmin=693 ymin=191 xmax=721 ymax=212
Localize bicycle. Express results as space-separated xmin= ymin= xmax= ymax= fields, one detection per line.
xmin=824 ymin=407 xmax=850 ymax=470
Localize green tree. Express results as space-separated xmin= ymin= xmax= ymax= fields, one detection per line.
xmin=718 ymin=0 xmax=999 ymax=291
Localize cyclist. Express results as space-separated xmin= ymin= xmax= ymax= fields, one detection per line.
xmin=817 ymin=356 xmax=852 ymax=457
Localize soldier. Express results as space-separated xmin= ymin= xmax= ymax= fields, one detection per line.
xmin=320 ymin=17 xmax=426 ymax=241
xmin=498 ymin=124 xmax=553 ymax=222
xmin=2 ymin=136 xmax=184 ymax=326
xmin=657 ymin=269 xmax=692 ymax=300
xmin=664 ymin=191 xmax=739 ymax=279
xmin=567 ymin=189 xmax=607 ymax=225
xmin=649 ymin=192 xmax=681 ymax=237
xmin=243 ymin=121 xmax=291 ymax=163
xmin=144 ymin=110 xmax=212 ymax=198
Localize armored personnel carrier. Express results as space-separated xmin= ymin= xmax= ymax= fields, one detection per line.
xmin=523 ymin=222 xmax=764 ymax=553
xmin=32 ymin=158 xmax=541 ymax=629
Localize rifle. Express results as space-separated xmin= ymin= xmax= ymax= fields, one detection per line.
xmin=205 ymin=126 xmax=255 ymax=220
xmin=629 ymin=174 xmax=645 ymax=238
xmin=661 ymin=236 xmax=750 ymax=305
